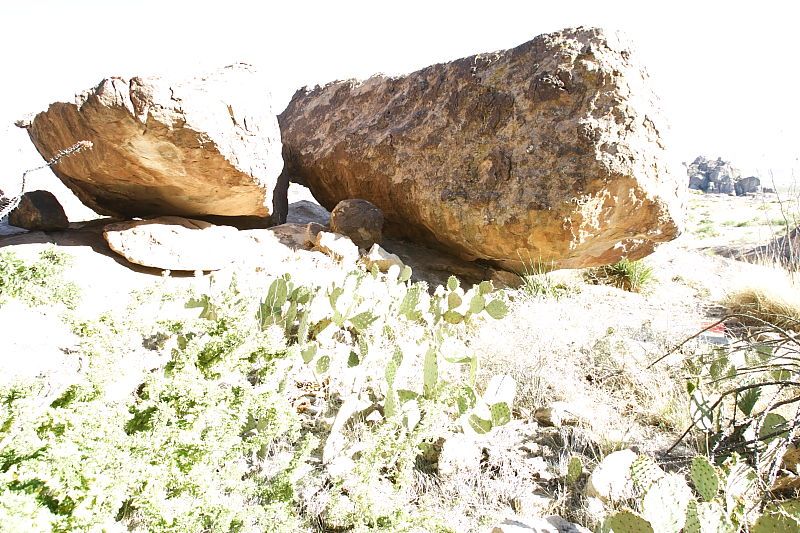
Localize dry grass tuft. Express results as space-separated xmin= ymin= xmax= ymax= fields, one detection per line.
xmin=723 ymin=266 xmax=800 ymax=331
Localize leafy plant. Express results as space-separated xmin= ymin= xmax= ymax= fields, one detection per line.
xmin=587 ymin=258 xmax=654 ymax=293
xmin=0 ymin=247 xmax=79 ymax=308
xmin=602 ymin=453 xmax=765 ymax=533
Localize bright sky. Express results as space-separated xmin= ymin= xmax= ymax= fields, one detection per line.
xmin=1 ymin=0 xmax=798 ymax=193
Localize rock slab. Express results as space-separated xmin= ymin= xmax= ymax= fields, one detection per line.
xmin=280 ymin=27 xmax=682 ymax=271
xmin=8 ymin=190 xmax=69 ymax=230
xmin=103 ymin=216 xmax=241 ymax=271
xmin=21 ymin=64 xmax=284 ymax=220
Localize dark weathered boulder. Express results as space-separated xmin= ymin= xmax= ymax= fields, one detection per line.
xmin=20 ymin=64 xmax=284 ymax=221
xmin=279 ymin=27 xmax=682 ymax=271
xmin=735 ymin=176 xmax=761 ymax=196
xmin=8 ymin=190 xmax=69 ymax=230
xmin=330 ymin=199 xmax=384 ymax=249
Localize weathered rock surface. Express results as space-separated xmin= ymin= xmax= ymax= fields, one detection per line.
xmin=103 ymin=216 xmax=241 ymax=271
xmin=280 ymin=27 xmax=682 ymax=271
xmin=330 ymin=199 xmax=384 ymax=249
xmin=21 ymin=64 xmax=284 ymax=220
xmin=8 ymin=190 xmax=69 ymax=230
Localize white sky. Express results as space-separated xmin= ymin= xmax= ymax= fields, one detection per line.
xmin=1 ymin=0 xmax=798 ymax=192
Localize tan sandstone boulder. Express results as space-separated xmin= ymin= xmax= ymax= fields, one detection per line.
xmin=103 ymin=217 xmax=242 ymax=271
xmin=20 ymin=64 xmax=284 ymax=221
xmin=279 ymin=27 xmax=682 ymax=271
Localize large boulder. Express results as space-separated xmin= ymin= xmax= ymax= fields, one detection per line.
xmin=19 ymin=64 xmax=284 ymax=221
xmin=735 ymin=176 xmax=761 ymax=196
xmin=279 ymin=27 xmax=682 ymax=271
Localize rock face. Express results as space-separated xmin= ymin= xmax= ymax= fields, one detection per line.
xmin=687 ymin=156 xmax=758 ymax=196
xmin=279 ymin=27 xmax=682 ymax=271
xmin=330 ymin=199 xmax=384 ymax=249
xmin=8 ymin=191 xmax=69 ymax=230
xmin=21 ymin=64 xmax=284 ymax=221
xmin=103 ymin=217 xmax=241 ymax=271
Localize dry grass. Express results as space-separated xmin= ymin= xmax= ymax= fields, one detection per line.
xmin=722 ymin=265 xmax=800 ymax=331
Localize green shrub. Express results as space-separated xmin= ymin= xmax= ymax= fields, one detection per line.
xmin=586 ymin=258 xmax=654 ymax=293
xmin=0 ymin=264 xmax=512 ymax=531
xmin=0 ymin=247 xmax=79 ymax=309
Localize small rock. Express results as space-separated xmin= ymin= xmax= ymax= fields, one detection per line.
xmin=287 ymin=199 xmax=331 ymax=225
xmin=585 ymin=449 xmax=637 ymax=502
xmin=8 ymin=190 xmax=69 ymax=230
xmin=511 ymin=492 xmax=555 ymax=516
xmin=314 ymin=231 xmax=360 ymax=265
xmin=489 ymin=516 xmax=591 ymax=533
xmin=533 ymin=402 xmax=583 ymax=427
xmin=103 ymin=216 xmax=241 ymax=271
xmin=305 ymin=222 xmax=325 ymax=246
xmin=330 ymin=199 xmax=384 ymax=249
xmin=259 ymin=223 xmax=311 ymax=250
xmin=438 ymin=434 xmax=482 ymax=477
xmin=361 ymin=243 xmax=404 ymax=272
xmin=490 ymin=269 xmax=524 ymax=289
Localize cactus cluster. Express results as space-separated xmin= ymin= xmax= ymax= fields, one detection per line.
xmin=601 ymin=453 xmax=791 ymax=533
xmin=252 ymin=267 xmax=514 ymax=441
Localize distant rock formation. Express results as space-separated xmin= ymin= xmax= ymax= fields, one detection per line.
xmin=687 ymin=156 xmax=760 ymax=196
xmin=280 ymin=27 xmax=683 ymax=271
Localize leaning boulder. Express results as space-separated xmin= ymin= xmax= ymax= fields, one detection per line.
xmin=280 ymin=27 xmax=682 ymax=271
xmin=20 ymin=64 xmax=284 ymax=221
xmin=8 ymin=190 xmax=69 ymax=231
xmin=103 ymin=217 xmax=241 ymax=271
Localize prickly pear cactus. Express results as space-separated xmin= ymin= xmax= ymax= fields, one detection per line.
xmin=642 ymin=473 xmax=692 ymax=533
xmin=423 ymin=346 xmax=438 ymax=399
xmin=489 ymin=402 xmax=511 ymax=426
xmin=604 ymin=510 xmax=654 ymax=533
xmin=690 ymin=456 xmax=720 ymax=502
xmin=685 ymin=499 xmax=732 ymax=533
xmin=566 ymin=456 xmax=583 ymax=485
xmin=753 ymin=500 xmax=800 ymax=533
xmin=631 ymin=454 xmax=665 ymax=492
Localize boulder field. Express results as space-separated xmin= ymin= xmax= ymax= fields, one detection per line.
xmin=12 ymin=27 xmax=684 ymax=273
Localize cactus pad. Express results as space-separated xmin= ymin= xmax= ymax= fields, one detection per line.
xmin=630 ymin=454 xmax=665 ymax=492
xmin=566 ymin=456 xmax=583 ymax=485
xmin=490 ymin=402 xmax=511 ymax=426
xmin=604 ymin=510 xmax=654 ymax=533
xmin=690 ymin=456 xmax=720 ymax=502
xmin=642 ymin=473 xmax=692 ymax=533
